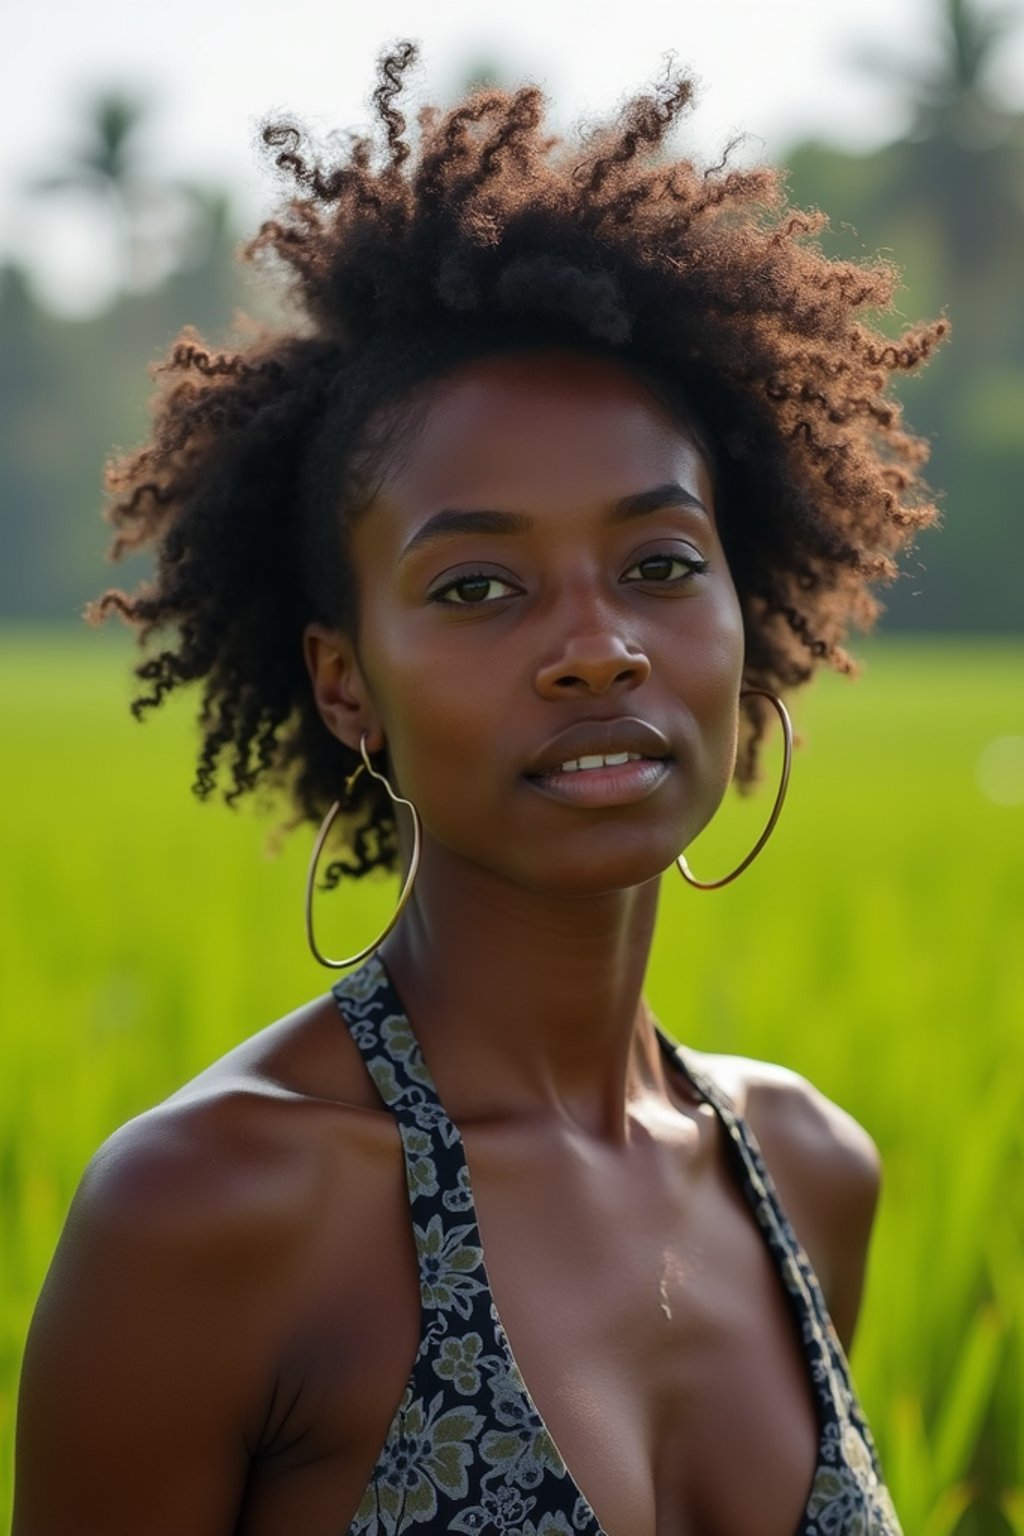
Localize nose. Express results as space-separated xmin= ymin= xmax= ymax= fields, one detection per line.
xmin=534 ymin=628 xmax=652 ymax=699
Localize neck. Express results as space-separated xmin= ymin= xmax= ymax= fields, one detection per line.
xmin=378 ymin=840 xmax=666 ymax=1140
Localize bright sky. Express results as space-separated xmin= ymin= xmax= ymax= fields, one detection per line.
xmin=5 ymin=0 xmax=1024 ymax=313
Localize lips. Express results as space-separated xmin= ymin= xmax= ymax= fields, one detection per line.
xmin=525 ymin=718 xmax=671 ymax=779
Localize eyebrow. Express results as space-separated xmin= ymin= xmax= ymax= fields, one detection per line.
xmin=399 ymin=481 xmax=709 ymax=561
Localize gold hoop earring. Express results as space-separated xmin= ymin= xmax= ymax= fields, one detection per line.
xmin=677 ymin=689 xmax=793 ymax=891
xmin=305 ymin=733 xmax=423 ymax=969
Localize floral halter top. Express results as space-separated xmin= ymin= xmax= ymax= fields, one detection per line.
xmin=332 ymin=956 xmax=902 ymax=1536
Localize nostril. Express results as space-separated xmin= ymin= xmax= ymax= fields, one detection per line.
xmin=552 ymin=664 xmax=642 ymax=692
xmin=536 ymin=642 xmax=651 ymax=699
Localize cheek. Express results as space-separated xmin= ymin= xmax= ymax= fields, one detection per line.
xmin=683 ymin=588 xmax=746 ymax=795
xmin=359 ymin=615 xmax=499 ymax=817
xmin=687 ymin=579 xmax=745 ymax=700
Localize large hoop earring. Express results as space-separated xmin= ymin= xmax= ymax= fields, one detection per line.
xmin=305 ymin=733 xmax=423 ymax=969
xmin=677 ymin=689 xmax=793 ymax=891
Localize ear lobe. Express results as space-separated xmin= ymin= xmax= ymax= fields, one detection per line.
xmin=303 ymin=623 xmax=384 ymax=754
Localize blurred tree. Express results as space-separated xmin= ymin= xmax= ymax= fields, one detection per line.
xmin=3 ymin=98 xmax=254 ymax=623
xmin=783 ymin=0 xmax=1024 ymax=631
xmin=27 ymin=91 xmax=212 ymax=298
xmin=29 ymin=92 xmax=154 ymax=293
xmin=860 ymin=0 xmax=1018 ymax=140
xmin=849 ymin=0 xmax=1024 ymax=344
xmin=3 ymin=3 xmax=1022 ymax=631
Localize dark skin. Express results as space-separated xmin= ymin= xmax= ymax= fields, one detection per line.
xmin=14 ymin=350 xmax=881 ymax=1536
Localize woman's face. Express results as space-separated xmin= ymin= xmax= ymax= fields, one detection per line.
xmin=311 ymin=348 xmax=745 ymax=897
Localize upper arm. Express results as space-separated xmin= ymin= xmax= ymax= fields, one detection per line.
xmin=13 ymin=1102 xmax=299 ymax=1536
xmin=734 ymin=1067 xmax=882 ymax=1354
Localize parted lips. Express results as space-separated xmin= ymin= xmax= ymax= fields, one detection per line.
xmin=525 ymin=717 xmax=671 ymax=778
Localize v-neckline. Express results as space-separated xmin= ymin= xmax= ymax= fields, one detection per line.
xmin=461 ymin=1030 xmax=832 ymax=1536
xmin=333 ymin=957 xmax=844 ymax=1536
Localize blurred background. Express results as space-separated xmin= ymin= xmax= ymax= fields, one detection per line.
xmin=1 ymin=0 xmax=1022 ymax=1531
xmin=3 ymin=0 xmax=1024 ymax=629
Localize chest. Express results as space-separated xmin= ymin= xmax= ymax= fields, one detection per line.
xmin=458 ymin=1118 xmax=823 ymax=1536
xmin=238 ymin=1110 xmax=823 ymax=1536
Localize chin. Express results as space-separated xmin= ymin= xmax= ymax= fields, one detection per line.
xmin=510 ymin=838 xmax=682 ymax=899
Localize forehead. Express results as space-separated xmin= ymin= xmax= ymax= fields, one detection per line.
xmin=376 ymin=349 xmax=714 ymax=516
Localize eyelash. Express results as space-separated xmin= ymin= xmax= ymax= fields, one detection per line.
xmin=429 ymin=571 xmax=523 ymax=606
xmin=622 ymin=552 xmax=710 ymax=585
xmin=428 ymin=552 xmax=709 ymax=607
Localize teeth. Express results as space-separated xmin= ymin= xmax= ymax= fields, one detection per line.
xmin=557 ymin=752 xmax=642 ymax=773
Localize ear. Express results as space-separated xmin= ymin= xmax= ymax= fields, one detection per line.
xmin=303 ymin=623 xmax=385 ymax=755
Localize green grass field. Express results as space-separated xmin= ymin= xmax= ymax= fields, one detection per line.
xmin=2 ymin=631 xmax=1022 ymax=1534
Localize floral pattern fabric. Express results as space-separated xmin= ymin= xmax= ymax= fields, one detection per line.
xmin=332 ymin=957 xmax=902 ymax=1536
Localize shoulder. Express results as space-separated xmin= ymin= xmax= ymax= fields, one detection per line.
xmin=72 ymin=989 xmax=394 ymax=1262
xmin=72 ymin=1078 xmax=322 ymax=1266
xmin=14 ymin=1001 xmax=390 ymax=1533
xmin=691 ymin=1050 xmax=881 ymax=1351
xmin=36 ymin=987 xmax=400 ymax=1382
xmin=15 ymin=993 xmax=418 ymax=1533
xmin=697 ymin=1051 xmax=882 ymax=1200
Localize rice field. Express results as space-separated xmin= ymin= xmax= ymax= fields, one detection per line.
xmin=1 ymin=630 xmax=1022 ymax=1533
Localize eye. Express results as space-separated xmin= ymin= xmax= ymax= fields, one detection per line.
xmin=621 ymin=551 xmax=709 ymax=585
xmin=429 ymin=571 xmax=521 ymax=606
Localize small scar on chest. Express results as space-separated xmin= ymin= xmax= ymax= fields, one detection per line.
xmin=659 ymin=1275 xmax=673 ymax=1321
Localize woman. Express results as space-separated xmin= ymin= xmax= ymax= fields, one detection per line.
xmin=14 ymin=45 xmax=945 ymax=1536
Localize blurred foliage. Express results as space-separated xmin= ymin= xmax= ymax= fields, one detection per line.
xmin=2 ymin=634 xmax=1022 ymax=1530
xmin=0 ymin=0 xmax=1022 ymax=629
xmin=0 ymin=175 xmax=254 ymax=621
xmin=782 ymin=0 xmax=1024 ymax=631
xmin=27 ymin=90 xmax=186 ymax=294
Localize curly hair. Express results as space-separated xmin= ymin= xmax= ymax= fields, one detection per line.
xmin=89 ymin=43 xmax=947 ymax=876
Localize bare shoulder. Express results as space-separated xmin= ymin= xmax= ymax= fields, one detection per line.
xmin=14 ymin=994 xmax=398 ymax=1534
xmin=34 ymin=994 xmax=379 ymax=1406
xmin=77 ymin=989 xmax=387 ymax=1248
xmin=691 ymin=1049 xmax=882 ymax=1351
xmin=74 ymin=1066 xmax=323 ymax=1267
xmin=54 ymin=984 xmax=403 ymax=1342
xmin=694 ymin=1050 xmax=882 ymax=1191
